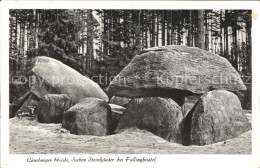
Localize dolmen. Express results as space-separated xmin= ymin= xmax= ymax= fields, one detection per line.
xmin=11 ymin=56 xmax=114 ymax=136
xmin=11 ymin=45 xmax=250 ymax=145
xmin=107 ymin=45 xmax=250 ymax=145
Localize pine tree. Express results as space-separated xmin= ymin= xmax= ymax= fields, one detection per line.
xmin=197 ymin=10 xmax=205 ymax=49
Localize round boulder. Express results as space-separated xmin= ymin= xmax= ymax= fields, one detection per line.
xmin=184 ymin=89 xmax=251 ymax=146
xmin=62 ymin=98 xmax=112 ymax=136
xmin=117 ymin=97 xmax=183 ymax=143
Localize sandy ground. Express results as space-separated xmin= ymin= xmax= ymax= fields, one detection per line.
xmin=9 ymin=114 xmax=252 ymax=154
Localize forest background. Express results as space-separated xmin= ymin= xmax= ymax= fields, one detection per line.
xmin=9 ymin=9 xmax=252 ymax=108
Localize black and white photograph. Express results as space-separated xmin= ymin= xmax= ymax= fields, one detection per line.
xmin=1 ymin=1 xmax=260 ymax=168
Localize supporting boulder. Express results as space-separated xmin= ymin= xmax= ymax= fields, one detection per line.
xmin=117 ymin=97 xmax=183 ymax=143
xmin=35 ymin=94 xmax=72 ymax=123
xmin=62 ymin=98 xmax=112 ymax=136
xmin=183 ymin=89 xmax=251 ymax=146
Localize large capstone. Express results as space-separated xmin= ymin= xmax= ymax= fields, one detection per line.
xmin=31 ymin=56 xmax=108 ymax=103
xmin=117 ymin=97 xmax=183 ymax=143
xmin=62 ymin=98 xmax=112 ymax=136
xmin=35 ymin=94 xmax=72 ymax=123
xmin=107 ymin=45 xmax=246 ymax=99
xmin=182 ymin=89 xmax=251 ymax=146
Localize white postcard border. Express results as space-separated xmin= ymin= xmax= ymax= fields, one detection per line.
xmin=1 ymin=1 xmax=260 ymax=168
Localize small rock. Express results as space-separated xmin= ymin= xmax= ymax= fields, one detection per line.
xmin=109 ymin=104 xmax=126 ymax=133
xmin=109 ymin=96 xmax=131 ymax=107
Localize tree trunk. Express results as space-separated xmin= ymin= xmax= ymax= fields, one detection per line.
xmin=141 ymin=11 xmax=144 ymax=49
xmin=196 ymin=10 xmax=205 ymax=49
xmin=170 ymin=11 xmax=173 ymax=45
xmin=162 ymin=11 xmax=166 ymax=46
xmin=188 ymin=10 xmax=193 ymax=47
xmin=135 ymin=10 xmax=141 ymax=53
xmin=224 ymin=10 xmax=229 ymax=60
xmin=82 ymin=36 xmax=86 ymax=75
xmin=86 ymin=10 xmax=94 ymax=74
xmin=167 ymin=11 xmax=170 ymax=45
xmin=232 ymin=24 xmax=238 ymax=71
xmin=246 ymin=15 xmax=251 ymax=75
xmin=205 ymin=10 xmax=209 ymax=50
xmin=145 ymin=28 xmax=148 ymax=48
xmin=103 ymin=11 xmax=108 ymax=56
xmin=156 ymin=11 xmax=159 ymax=46
xmin=220 ymin=10 xmax=223 ymax=56
xmin=152 ymin=11 xmax=156 ymax=47
xmin=177 ymin=21 xmax=182 ymax=45
xmin=171 ymin=12 xmax=176 ymax=45
xmin=108 ymin=10 xmax=112 ymax=55
xmin=35 ymin=10 xmax=39 ymax=48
